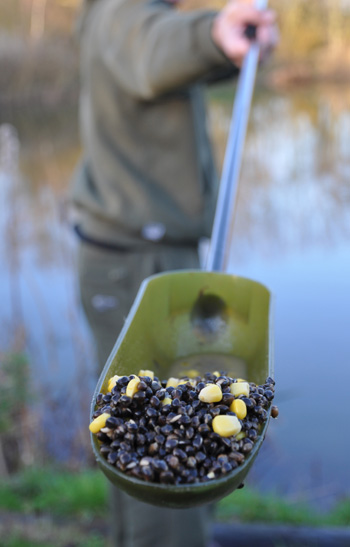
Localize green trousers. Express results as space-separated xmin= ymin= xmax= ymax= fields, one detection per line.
xmin=78 ymin=241 xmax=211 ymax=547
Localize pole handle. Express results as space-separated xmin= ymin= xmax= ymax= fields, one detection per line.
xmin=206 ymin=0 xmax=268 ymax=272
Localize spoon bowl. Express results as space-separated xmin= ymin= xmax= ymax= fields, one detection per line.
xmin=90 ymin=270 xmax=273 ymax=508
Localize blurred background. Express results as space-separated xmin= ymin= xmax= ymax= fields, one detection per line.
xmin=1 ymin=0 xmax=350 ymax=545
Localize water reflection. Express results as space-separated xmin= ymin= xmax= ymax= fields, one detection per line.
xmin=1 ymin=83 xmax=350 ymax=503
xmin=0 ymin=121 xmax=96 ymax=463
xmin=215 ymin=84 xmax=350 ymax=508
xmin=210 ymin=85 xmax=350 ymax=261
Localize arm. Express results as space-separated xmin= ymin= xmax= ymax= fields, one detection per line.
xmin=90 ymin=0 xmax=277 ymax=100
xmin=93 ymin=1 xmax=234 ymax=100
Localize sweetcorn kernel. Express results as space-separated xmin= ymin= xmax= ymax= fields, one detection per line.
xmin=162 ymin=397 xmax=172 ymax=406
xmin=108 ymin=375 xmax=120 ymax=392
xmin=230 ymin=381 xmax=250 ymax=397
xmin=89 ymin=412 xmax=111 ymax=434
xmin=177 ymin=379 xmax=189 ymax=386
xmin=126 ymin=376 xmax=140 ymax=398
xmin=212 ymin=371 xmax=220 ymax=377
xmin=186 ymin=369 xmax=200 ymax=379
xmin=166 ymin=377 xmax=179 ymax=388
xmin=138 ymin=369 xmax=154 ymax=380
xmin=198 ymin=383 xmax=222 ymax=403
xmin=212 ymin=415 xmax=242 ymax=437
xmin=178 ymin=378 xmax=196 ymax=387
xmin=236 ymin=431 xmax=246 ymax=441
xmin=230 ymin=399 xmax=247 ymax=420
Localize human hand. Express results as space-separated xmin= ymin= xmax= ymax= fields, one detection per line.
xmin=211 ymin=0 xmax=278 ymax=67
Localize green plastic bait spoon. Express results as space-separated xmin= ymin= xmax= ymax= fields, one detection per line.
xmin=90 ymin=0 xmax=273 ymax=508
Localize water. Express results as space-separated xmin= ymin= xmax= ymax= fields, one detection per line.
xmin=1 ymin=83 xmax=350 ymax=506
xmin=0 ymin=116 xmax=97 ymax=463
xmin=225 ymin=85 xmax=350 ymax=508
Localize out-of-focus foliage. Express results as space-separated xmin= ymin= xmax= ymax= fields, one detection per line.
xmin=1 ymin=0 xmax=350 ymax=55
xmin=185 ymin=0 xmax=350 ymax=62
xmin=1 ymin=0 xmax=350 ymax=108
xmin=0 ymin=0 xmax=78 ymax=38
xmin=0 ymin=353 xmax=29 ymax=435
xmin=272 ymin=0 xmax=350 ymax=60
xmin=0 ymin=352 xmax=34 ymax=474
xmin=0 ymin=34 xmax=79 ymax=109
xmin=1 ymin=465 xmax=350 ymax=527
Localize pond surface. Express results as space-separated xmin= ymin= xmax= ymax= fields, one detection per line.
xmin=226 ymin=84 xmax=350 ymax=508
xmin=1 ymin=83 xmax=349 ymax=506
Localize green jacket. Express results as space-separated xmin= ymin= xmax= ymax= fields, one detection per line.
xmin=71 ymin=0 xmax=236 ymax=248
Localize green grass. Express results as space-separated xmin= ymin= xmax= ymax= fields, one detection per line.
xmin=2 ymin=539 xmax=48 ymax=547
xmin=1 ymin=539 xmax=95 ymax=547
xmin=0 ymin=526 xmax=106 ymax=547
xmin=217 ymin=488 xmax=350 ymax=527
xmin=0 ymin=466 xmax=107 ymax=519
xmin=2 ymin=536 xmax=105 ymax=547
xmin=0 ymin=466 xmax=350 ymax=529
xmin=218 ymin=489 xmax=320 ymax=526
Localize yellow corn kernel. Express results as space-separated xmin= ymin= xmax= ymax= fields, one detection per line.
xmin=212 ymin=371 xmax=220 ymax=377
xmin=177 ymin=379 xmax=189 ymax=386
xmin=162 ymin=397 xmax=172 ymax=406
xmin=89 ymin=413 xmax=111 ymax=434
xmin=230 ymin=399 xmax=247 ymax=420
xmin=166 ymin=377 xmax=179 ymax=388
xmin=212 ymin=415 xmax=242 ymax=437
xmin=108 ymin=375 xmax=120 ymax=392
xmin=230 ymin=381 xmax=250 ymax=397
xmin=236 ymin=378 xmax=246 ymax=383
xmin=126 ymin=376 xmax=140 ymax=398
xmin=178 ymin=378 xmax=196 ymax=387
xmin=138 ymin=369 xmax=154 ymax=380
xmin=186 ymin=369 xmax=200 ymax=379
xmin=198 ymin=383 xmax=222 ymax=403
xmin=236 ymin=431 xmax=246 ymax=441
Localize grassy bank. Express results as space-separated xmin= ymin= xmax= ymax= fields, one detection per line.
xmin=0 ymin=466 xmax=350 ymax=546
xmin=1 ymin=466 xmax=350 ymax=527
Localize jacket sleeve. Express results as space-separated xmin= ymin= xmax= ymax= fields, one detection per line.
xmin=87 ymin=0 xmax=237 ymax=100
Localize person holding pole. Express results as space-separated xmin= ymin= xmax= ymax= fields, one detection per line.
xmin=70 ymin=1 xmax=278 ymax=545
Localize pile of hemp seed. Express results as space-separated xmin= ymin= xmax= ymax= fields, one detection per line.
xmin=89 ymin=370 xmax=278 ymax=485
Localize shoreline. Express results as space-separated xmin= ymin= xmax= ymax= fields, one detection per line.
xmin=1 ymin=35 xmax=350 ymax=112
xmin=2 ymin=66 xmax=350 ymax=113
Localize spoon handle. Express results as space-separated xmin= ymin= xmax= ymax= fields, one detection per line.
xmin=205 ymin=0 xmax=268 ymax=273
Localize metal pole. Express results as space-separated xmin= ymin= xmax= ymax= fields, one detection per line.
xmin=206 ymin=0 xmax=268 ymax=272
